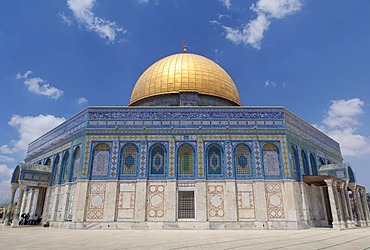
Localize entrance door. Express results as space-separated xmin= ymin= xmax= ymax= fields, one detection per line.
xmin=178 ymin=191 xmax=195 ymax=219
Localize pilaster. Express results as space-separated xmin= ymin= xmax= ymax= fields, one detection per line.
xmin=324 ymin=179 xmax=340 ymax=229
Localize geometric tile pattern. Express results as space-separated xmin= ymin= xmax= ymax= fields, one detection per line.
xmin=208 ymin=184 xmax=225 ymax=218
xmin=253 ymin=142 xmax=262 ymax=177
xmin=235 ymin=143 xmax=251 ymax=176
xmin=91 ymin=143 xmax=110 ymax=177
xmin=121 ymin=144 xmax=137 ymax=175
xmin=263 ymin=143 xmax=281 ymax=177
xmin=86 ymin=182 xmax=106 ymax=220
xmin=47 ymin=187 xmax=56 ymax=221
xmin=82 ymin=137 xmax=91 ymax=177
xmin=139 ymin=142 xmax=147 ymax=177
xmin=197 ymin=136 xmax=204 ymax=177
xmin=169 ymin=137 xmax=175 ymax=177
xmin=66 ymin=184 xmax=76 ymax=221
xmin=148 ymin=184 xmax=165 ymax=218
xmin=178 ymin=144 xmax=194 ymax=175
xmin=280 ymin=137 xmax=290 ymax=177
xmin=110 ymin=142 xmax=119 ymax=177
xmin=266 ymin=182 xmax=285 ymax=219
xmin=207 ymin=146 xmax=222 ymax=175
xmin=237 ymin=183 xmax=255 ymax=219
xmin=72 ymin=147 xmax=81 ymax=181
xmin=117 ymin=183 xmax=135 ymax=219
xmin=226 ymin=142 xmax=232 ymax=177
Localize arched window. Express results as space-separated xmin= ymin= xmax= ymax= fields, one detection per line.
xmin=207 ymin=144 xmax=223 ymax=176
xmin=52 ymin=154 xmax=60 ymax=183
xmin=91 ymin=143 xmax=110 ymax=177
xmin=309 ymin=153 xmax=317 ymax=175
xmin=290 ymin=146 xmax=300 ymax=181
xmin=301 ymin=150 xmax=310 ymax=175
xmin=262 ymin=143 xmax=281 ymax=177
xmin=61 ymin=151 xmax=70 ymax=182
xmin=121 ymin=143 xmax=138 ymax=176
xmin=150 ymin=144 xmax=166 ymax=175
xmin=178 ymin=144 xmax=195 ymax=177
xmin=234 ymin=143 xmax=252 ymax=177
xmin=71 ymin=146 xmax=81 ymax=181
xmin=44 ymin=158 xmax=51 ymax=166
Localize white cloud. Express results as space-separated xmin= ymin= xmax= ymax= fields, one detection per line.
xmin=0 ymin=114 xmax=66 ymax=155
xmin=316 ymin=98 xmax=370 ymax=157
xmin=67 ymin=0 xmax=126 ymax=43
xmin=16 ymin=70 xmax=33 ymax=79
xmin=220 ymin=0 xmax=231 ymax=9
xmin=0 ymin=164 xmax=14 ymax=199
xmin=58 ymin=11 xmax=73 ymax=25
xmin=139 ymin=0 xmax=149 ymax=4
xmin=323 ymin=98 xmax=364 ymax=128
xmin=17 ymin=71 xmax=64 ymax=99
xmin=77 ymin=97 xmax=88 ymax=105
xmin=265 ymin=80 xmax=277 ymax=87
xmin=24 ymin=77 xmax=64 ymax=99
xmin=0 ymin=155 xmax=16 ymax=162
xmin=223 ymin=0 xmax=302 ymax=49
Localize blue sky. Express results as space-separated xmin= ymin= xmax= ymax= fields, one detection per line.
xmin=1 ymin=0 xmax=370 ymax=200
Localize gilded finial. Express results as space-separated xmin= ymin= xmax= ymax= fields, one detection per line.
xmin=183 ymin=41 xmax=187 ymax=53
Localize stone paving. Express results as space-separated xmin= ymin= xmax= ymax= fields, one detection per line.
xmin=0 ymin=225 xmax=370 ymax=249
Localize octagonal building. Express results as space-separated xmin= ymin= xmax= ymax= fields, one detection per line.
xmin=6 ymin=49 xmax=370 ymax=230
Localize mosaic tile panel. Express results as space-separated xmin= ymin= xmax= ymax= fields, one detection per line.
xmin=57 ymin=186 xmax=65 ymax=220
xmin=237 ymin=183 xmax=255 ymax=219
xmin=66 ymin=184 xmax=76 ymax=221
xmin=148 ymin=184 xmax=165 ymax=218
xmin=117 ymin=183 xmax=136 ymax=219
xmin=121 ymin=144 xmax=138 ymax=175
xmin=91 ymin=144 xmax=110 ymax=177
xmin=82 ymin=138 xmax=91 ymax=177
xmin=110 ymin=142 xmax=119 ymax=177
xmin=150 ymin=146 xmax=165 ymax=175
xmin=281 ymin=138 xmax=290 ymax=177
xmin=86 ymin=183 xmax=106 ymax=220
xmin=46 ymin=187 xmax=56 ymax=221
xmin=226 ymin=142 xmax=232 ymax=177
xmin=266 ymin=182 xmax=285 ymax=219
xmin=169 ymin=137 xmax=175 ymax=177
xmin=235 ymin=144 xmax=251 ymax=176
xmin=178 ymin=144 xmax=194 ymax=175
xmin=253 ymin=142 xmax=262 ymax=177
xmin=208 ymin=184 xmax=225 ymax=218
xmin=197 ymin=136 xmax=204 ymax=177
xmin=139 ymin=142 xmax=147 ymax=177
xmin=72 ymin=147 xmax=81 ymax=181
xmin=207 ymin=146 xmax=222 ymax=175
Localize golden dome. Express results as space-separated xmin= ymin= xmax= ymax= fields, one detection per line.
xmin=129 ymin=53 xmax=241 ymax=106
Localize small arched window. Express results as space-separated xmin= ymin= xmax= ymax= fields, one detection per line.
xmin=262 ymin=143 xmax=281 ymax=177
xmin=301 ymin=150 xmax=309 ymax=175
xmin=150 ymin=144 xmax=166 ymax=175
xmin=44 ymin=158 xmax=51 ymax=166
xmin=207 ymin=144 xmax=223 ymax=176
xmin=309 ymin=153 xmax=317 ymax=175
xmin=234 ymin=143 xmax=252 ymax=177
xmin=121 ymin=143 xmax=138 ymax=175
xmin=71 ymin=146 xmax=81 ymax=181
xmin=91 ymin=143 xmax=110 ymax=177
xmin=52 ymin=154 xmax=60 ymax=183
xmin=61 ymin=151 xmax=70 ymax=182
xmin=290 ymin=146 xmax=300 ymax=181
xmin=178 ymin=144 xmax=195 ymax=177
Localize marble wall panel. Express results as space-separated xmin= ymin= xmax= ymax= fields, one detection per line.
xmin=147 ymin=184 xmax=165 ymax=219
xmin=117 ymin=183 xmax=136 ymax=219
xmin=237 ymin=183 xmax=255 ymax=219
xmin=266 ymin=182 xmax=285 ymax=219
xmin=86 ymin=182 xmax=106 ymax=220
xmin=208 ymin=183 xmax=225 ymax=219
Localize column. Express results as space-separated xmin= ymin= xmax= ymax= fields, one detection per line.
xmin=339 ymin=182 xmax=349 ymax=228
xmin=324 ymin=179 xmax=340 ymax=229
xmin=344 ymin=183 xmax=355 ymax=228
xmin=333 ymin=182 xmax=345 ymax=229
xmin=355 ymin=187 xmax=365 ymax=226
xmin=4 ymin=184 xmax=18 ymax=225
xmin=11 ymin=184 xmax=26 ymax=227
xmin=359 ymin=188 xmax=370 ymax=223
